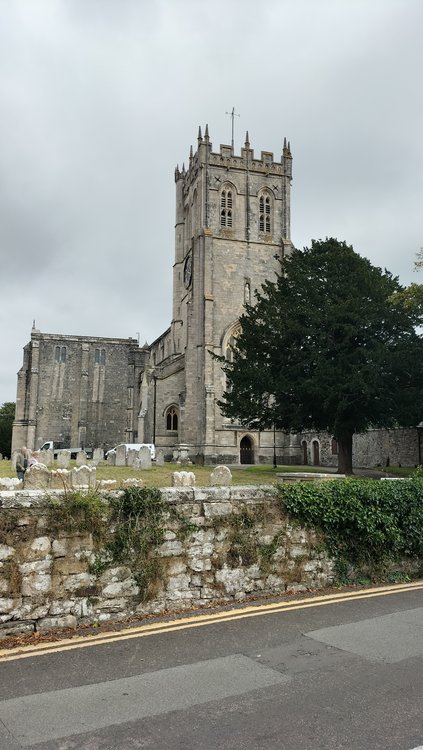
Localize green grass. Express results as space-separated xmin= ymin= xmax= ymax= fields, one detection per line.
xmin=0 ymin=459 xmax=416 ymax=487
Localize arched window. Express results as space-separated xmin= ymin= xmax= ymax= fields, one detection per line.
xmin=220 ymin=188 xmax=233 ymax=227
xmin=165 ymin=406 xmax=178 ymax=432
xmin=55 ymin=345 xmax=66 ymax=363
xmin=95 ymin=348 xmax=106 ymax=365
xmin=259 ymin=193 xmax=272 ymax=234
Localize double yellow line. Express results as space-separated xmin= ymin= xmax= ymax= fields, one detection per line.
xmin=1 ymin=581 xmax=422 ymax=663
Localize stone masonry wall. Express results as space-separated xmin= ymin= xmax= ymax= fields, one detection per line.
xmin=0 ymin=486 xmax=334 ymax=638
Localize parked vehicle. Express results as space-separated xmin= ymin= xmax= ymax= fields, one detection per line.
xmin=39 ymin=441 xmax=93 ymax=460
xmin=105 ymin=443 xmax=156 ymax=460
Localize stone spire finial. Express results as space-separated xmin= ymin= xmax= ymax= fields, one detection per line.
xmin=198 ymin=126 xmax=203 ymax=144
xmin=32 ymin=319 xmax=36 ymax=330
xmin=204 ymin=124 xmax=210 ymax=143
xmin=244 ymin=131 xmax=250 ymax=148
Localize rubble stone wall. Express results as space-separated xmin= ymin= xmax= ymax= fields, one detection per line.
xmin=0 ymin=486 xmax=335 ymax=639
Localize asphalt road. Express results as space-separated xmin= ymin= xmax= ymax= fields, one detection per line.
xmin=0 ymin=582 xmax=422 ymax=750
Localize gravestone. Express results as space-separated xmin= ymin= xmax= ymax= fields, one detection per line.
xmin=127 ymin=448 xmax=138 ymax=467
xmin=106 ymin=452 xmax=116 ymax=466
xmin=50 ymin=469 xmax=71 ymax=490
xmin=24 ymin=464 xmax=50 ymax=489
xmin=93 ymin=448 xmax=104 ymax=464
xmin=57 ymin=450 xmax=71 ymax=469
xmin=41 ymin=449 xmax=54 ymax=467
xmin=76 ymin=450 xmax=88 ymax=466
xmin=138 ymin=446 xmax=152 ymax=470
xmin=156 ymin=450 xmax=165 ymax=466
xmin=115 ymin=445 xmax=126 ymax=466
xmin=171 ymin=471 xmax=196 ymax=487
xmin=210 ymin=465 xmax=232 ymax=486
xmin=72 ymin=466 xmax=96 ymax=488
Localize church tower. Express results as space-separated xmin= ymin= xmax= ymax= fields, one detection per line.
xmin=149 ymin=125 xmax=297 ymax=464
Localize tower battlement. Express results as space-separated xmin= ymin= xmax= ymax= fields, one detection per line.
xmin=175 ymin=126 xmax=292 ymax=185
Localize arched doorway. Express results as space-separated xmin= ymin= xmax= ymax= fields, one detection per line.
xmin=240 ymin=435 xmax=254 ymax=464
xmin=312 ymin=440 xmax=320 ymax=466
xmin=302 ymin=440 xmax=308 ymax=465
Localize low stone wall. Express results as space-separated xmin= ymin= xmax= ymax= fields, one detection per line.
xmin=0 ymin=486 xmax=335 ymax=639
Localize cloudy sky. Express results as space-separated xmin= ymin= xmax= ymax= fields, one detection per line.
xmin=1 ymin=0 xmax=422 ymax=405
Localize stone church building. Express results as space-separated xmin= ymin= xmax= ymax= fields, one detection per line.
xmin=12 ymin=126 xmax=421 ymax=467
xmin=13 ymin=127 xmax=298 ymax=464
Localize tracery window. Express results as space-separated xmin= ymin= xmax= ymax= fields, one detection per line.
xmin=165 ymin=406 xmax=178 ymax=431
xmin=259 ymin=193 xmax=272 ymax=233
xmin=95 ymin=348 xmax=106 ymax=365
xmin=220 ymin=188 xmax=233 ymax=227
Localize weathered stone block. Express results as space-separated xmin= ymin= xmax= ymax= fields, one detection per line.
xmin=53 ymin=557 xmax=89 ymax=576
xmin=0 ymin=620 xmax=35 ymax=639
xmin=102 ymin=579 xmax=139 ymax=598
xmin=0 ymin=545 xmax=15 ymax=561
xmin=21 ymin=573 xmax=52 ymax=596
xmin=37 ymin=614 xmax=77 ymax=631
xmin=203 ymin=501 xmax=233 ymax=518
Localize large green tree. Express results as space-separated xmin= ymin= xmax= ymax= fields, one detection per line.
xmin=220 ymin=239 xmax=423 ymax=474
xmin=0 ymin=402 xmax=15 ymax=458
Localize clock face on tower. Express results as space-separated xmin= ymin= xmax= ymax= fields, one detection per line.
xmin=183 ymin=252 xmax=192 ymax=288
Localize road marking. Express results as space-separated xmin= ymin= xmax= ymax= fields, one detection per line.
xmin=0 ymin=580 xmax=422 ymax=663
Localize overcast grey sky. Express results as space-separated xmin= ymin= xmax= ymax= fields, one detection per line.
xmin=1 ymin=0 xmax=422 ymax=405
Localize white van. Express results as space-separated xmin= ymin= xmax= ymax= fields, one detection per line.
xmin=105 ymin=443 xmax=156 ymax=460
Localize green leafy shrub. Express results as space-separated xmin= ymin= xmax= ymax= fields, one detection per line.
xmin=277 ymin=478 xmax=423 ymax=577
xmin=106 ymin=486 xmax=167 ymax=599
xmin=47 ymin=490 xmax=107 ymax=540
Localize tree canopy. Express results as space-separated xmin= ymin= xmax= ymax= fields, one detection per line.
xmin=220 ymin=239 xmax=423 ymax=473
xmin=0 ymin=402 xmax=15 ymax=458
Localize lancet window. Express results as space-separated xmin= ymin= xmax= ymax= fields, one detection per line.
xmin=220 ymin=188 xmax=233 ymax=227
xmin=165 ymin=406 xmax=178 ymax=432
xmin=259 ymin=193 xmax=272 ymax=233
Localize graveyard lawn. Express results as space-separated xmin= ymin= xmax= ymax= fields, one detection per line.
xmin=0 ymin=461 xmax=414 ymax=486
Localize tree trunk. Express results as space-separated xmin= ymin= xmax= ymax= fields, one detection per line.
xmin=337 ymin=433 xmax=353 ymax=475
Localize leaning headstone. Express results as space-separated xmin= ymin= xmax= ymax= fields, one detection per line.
xmin=93 ymin=448 xmax=104 ymax=464
xmin=41 ymin=449 xmax=54 ymax=467
xmin=138 ymin=446 xmax=152 ymax=470
xmin=57 ymin=450 xmax=71 ymax=469
xmin=210 ymin=465 xmax=232 ymax=486
xmin=76 ymin=450 xmax=88 ymax=466
xmin=155 ymin=450 xmax=165 ymax=466
xmin=171 ymin=471 xmax=196 ymax=487
xmin=72 ymin=465 xmax=96 ymax=488
xmin=24 ymin=463 xmax=50 ymax=489
xmin=106 ymin=452 xmax=116 ymax=466
xmin=50 ymin=469 xmax=71 ymax=490
xmin=127 ymin=448 xmax=138 ymax=467
xmin=115 ymin=445 xmax=126 ymax=466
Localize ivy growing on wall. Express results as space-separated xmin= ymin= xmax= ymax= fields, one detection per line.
xmin=277 ymin=477 xmax=423 ymax=580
